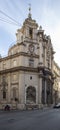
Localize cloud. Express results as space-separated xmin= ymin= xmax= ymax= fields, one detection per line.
xmin=0 ymin=0 xmax=60 ymax=65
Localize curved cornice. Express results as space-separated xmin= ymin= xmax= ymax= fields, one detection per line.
xmin=0 ymin=52 xmax=39 ymax=62
xmin=0 ymin=66 xmax=38 ymax=74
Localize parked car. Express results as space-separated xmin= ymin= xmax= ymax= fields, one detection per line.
xmin=53 ymin=103 xmax=60 ymax=108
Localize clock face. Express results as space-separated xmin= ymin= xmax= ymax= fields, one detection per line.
xmin=29 ymin=44 xmax=35 ymax=53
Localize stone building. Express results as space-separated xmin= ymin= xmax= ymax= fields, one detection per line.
xmin=53 ymin=61 xmax=60 ymax=104
xmin=0 ymin=8 xmax=55 ymax=109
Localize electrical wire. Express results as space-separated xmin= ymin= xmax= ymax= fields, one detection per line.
xmin=0 ymin=17 xmax=20 ymax=26
xmin=0 ymin=9 xmax=22 ymax=26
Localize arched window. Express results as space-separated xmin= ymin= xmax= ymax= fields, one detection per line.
xmin=29 ymin=28 xmax=33 ymax=39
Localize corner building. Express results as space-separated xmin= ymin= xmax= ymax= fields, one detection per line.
xmin=0 ymin=11 xmax=54 ymax=109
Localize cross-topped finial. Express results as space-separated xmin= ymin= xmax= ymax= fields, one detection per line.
xmin=29 ymin=4 xmax=31 ymax=12
xmin=28 ymin=3 xmax=32 ymax=19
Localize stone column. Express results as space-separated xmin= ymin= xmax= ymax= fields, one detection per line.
xmin=38 ymin=71 xmax=43 ymax=108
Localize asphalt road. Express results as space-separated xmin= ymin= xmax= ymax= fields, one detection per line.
xmin=0 ymin=108 xmax=60 ymax=130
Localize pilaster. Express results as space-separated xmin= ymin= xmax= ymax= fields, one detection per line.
xmin=38 ymin=71 xmax=43 ymax=108
xmin=7 ymin=73 xmax=11 ymax=103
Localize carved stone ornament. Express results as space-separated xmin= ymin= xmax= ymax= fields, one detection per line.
xmin=28 ymin=44 xmax=35 ymax=53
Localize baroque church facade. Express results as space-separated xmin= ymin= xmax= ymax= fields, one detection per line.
xmin=0 ymin=9 xmax=55 ymax=109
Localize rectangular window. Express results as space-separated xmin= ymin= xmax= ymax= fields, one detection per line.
xmin=3 ymin=91 xmax=6 ymax=99
xmin=13 ymin=88 xmax=16 ymax=100
xmin=21 ymin=35 xmax=23 ymax=42
xmin=13 ymin=74 xmax=17 ymax=81
xmin=3 ymin=63 xmax=6 ymax=69
xmin=13 ymin=60 xmax=17 ymax=66
xmin=29 ymin=59 xmax=34 ymax=67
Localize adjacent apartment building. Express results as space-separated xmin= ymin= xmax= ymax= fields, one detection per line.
xmin=53 ymin=61 xmax=60 ymax=104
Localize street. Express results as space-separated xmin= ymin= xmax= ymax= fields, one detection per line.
xmin=0 ymin=108 xmax=60 ymax=130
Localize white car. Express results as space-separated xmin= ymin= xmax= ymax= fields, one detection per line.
xmin=53 ymin=103 xmax=60 ymax=108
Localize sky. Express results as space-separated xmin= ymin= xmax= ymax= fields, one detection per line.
xmin=0 ymin=0 xmax=60 ymax=66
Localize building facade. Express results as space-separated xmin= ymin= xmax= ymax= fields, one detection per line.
xmin=53 ymin=61 xmax=60 ymax=104
xmin=0 ymin=9 xmax=55 ymax=109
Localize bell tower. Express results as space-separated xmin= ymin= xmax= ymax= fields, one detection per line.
xmin=16 ymin=4 xmax=38 ymax=45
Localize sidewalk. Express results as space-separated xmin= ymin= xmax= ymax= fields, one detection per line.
xmin=0 ymin=106 xmax=52 ymax=113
